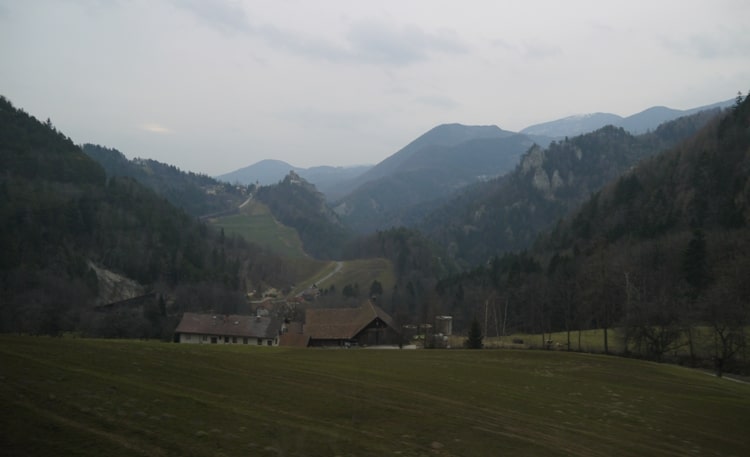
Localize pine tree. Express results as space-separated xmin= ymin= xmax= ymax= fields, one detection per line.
xmin=466 ymin=318 xmax=483 ymax=349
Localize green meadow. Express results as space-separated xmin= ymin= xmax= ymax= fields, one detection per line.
xmin=210 ymin=201 xmax=307 ymax=258
xmin=1 ymin=336 xmax=749 ymax=456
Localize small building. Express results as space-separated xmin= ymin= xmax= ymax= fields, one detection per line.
xmin=174 ymin=312 xmax=282 ymax=346
xmin=304 ymin=301 xmax=400 ymax=347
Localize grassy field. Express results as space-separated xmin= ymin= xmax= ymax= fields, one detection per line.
xmin=290 ymin=258 xmax=395 ymax=296
xmin=209 ymin=200 xmax=307 ymax=258
xmin=1 ymin=336 xmax=749 ymax=457
xmin=318 ymin=258 xmax=395 ymax=292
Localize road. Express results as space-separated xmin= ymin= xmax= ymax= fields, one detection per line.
xmin=296 ymin=261 xmax=343 ymax=296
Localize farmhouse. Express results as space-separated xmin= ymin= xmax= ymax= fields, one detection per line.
xmin=175 ymin=312 xmax=282 ymax=346
xmin=303 ymin=301 xmax=400 ymax=347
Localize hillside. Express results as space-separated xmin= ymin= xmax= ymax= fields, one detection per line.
xmin=83 ymin=144 xmax=247 ymax=218
xmin=208 ymin=199 xmax=308 ymax=259
xmin=0 ymin=96 xmax=297 ymax=337
xmin=2 ymin=336 xmax=749 ymax=457
xmin=334 ymin=129 xmax=548 ymax=233
xmin=421 ymin=108 xmax=725 ymax=266
xmin=254 ymin=171 xmax=351 ymax=259
xmin=432 ymin=97 xmax=750 ymax=373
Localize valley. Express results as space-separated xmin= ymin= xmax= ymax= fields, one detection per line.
xmin=2 ymin=93 xmax=749 ymax=377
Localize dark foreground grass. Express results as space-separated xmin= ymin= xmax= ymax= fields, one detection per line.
xmin=1 ymin=336 xmax=748 ymax=457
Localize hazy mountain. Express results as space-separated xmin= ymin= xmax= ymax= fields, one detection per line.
xmin=330 ymin=124 xmax=518 ymax=198
xmin=217 ymin=159 xmax=299 ymax=186
xmin=217 ymin=159 xmax=372 ymax=199
xmin=335 ymin=134 xmax=542 ymax=233
xmin=83 ymin=144 xmax=247 ymax=217
xmin=330 ymin=124 xmax=553 ymax=233
xmin=521 ymin=99 xmax=733 ymax=138
xmin=421 ymin=108 xmax=726 ymax=266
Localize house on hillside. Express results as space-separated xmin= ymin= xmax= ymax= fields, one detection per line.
xmin=303 ymin=301 xmax=400 ymax=347
xmin=175 ymin=312 xmax=282 ymax=346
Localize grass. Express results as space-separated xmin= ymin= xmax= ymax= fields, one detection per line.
xmin=2 ymin=336 xmax=749 ymax=456
xmin=318 ymin=258 xmax=395 ymax=291
xmin=290 ymin=258 xmax=395 ymax=297
xmin=209 ymin=200 xmax=307 ymax=258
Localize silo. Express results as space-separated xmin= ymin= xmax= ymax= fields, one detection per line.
xmin=434 ymin=315 xmax=452 ymax=336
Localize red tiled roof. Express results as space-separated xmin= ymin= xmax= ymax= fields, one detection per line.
xmin=304 ymin=301 xmax=396 ymax=340
xmin=175 ymin=313 xmax=281 ymax=339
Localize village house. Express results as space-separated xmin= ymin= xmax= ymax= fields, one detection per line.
xmin=174 ymin=312 xmax=282 ymax=346
xmin=301 ymin=301 xmax=400 ymax=347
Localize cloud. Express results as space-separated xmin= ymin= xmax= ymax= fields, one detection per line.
xmin=172 ymin=1 xmax=467 ymax=66
xmin=279 ymin=108 xmax=376 ymax=131
xmin=346 ymin=20 xmax=468 ymax=66
xmin=414 ymin=95 xmax=460 ymax=110
xmin=171 ymin=0 xmax=252 ymax=35
xmin=141 ymin=123 xmax=173 ymax=134
xmin=662 ymin=26 xmax=750 ymax=60
xmin=492 ymin=38 xmax=562 ymax=60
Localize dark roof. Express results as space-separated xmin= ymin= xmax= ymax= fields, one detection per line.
xmin=279 ymin=332 xmax=310 ymax=348
xmin=304 ymin=301 xmax=396 ymax=340
xmin=175 ymin=313 xmax=281 ymax=339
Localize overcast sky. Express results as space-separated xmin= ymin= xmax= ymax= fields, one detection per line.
xmin=1 ymin=0 xmax=748 ymax=175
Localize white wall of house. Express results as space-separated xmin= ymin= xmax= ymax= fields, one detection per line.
xmin=178 ymin=333 xmax=278 ymax=346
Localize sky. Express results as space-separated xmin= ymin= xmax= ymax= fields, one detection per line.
xmin=1 ymin=1 xmax=748 ymax=176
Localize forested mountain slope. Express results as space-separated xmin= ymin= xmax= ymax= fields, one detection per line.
xmin=254 ymin=171 xmax=351 ymax=259
xmin=433 ymin=97 xmax=750 ymax=373
xmin=83 ymin=144 xmax=247 ymax=217
xmin=421 ymin=108 xmax=724 ymax=266
xmin=0 ymin=96 xmax=294 ymax=336
xmin=335 ymin=132 xmax=544 ymax=233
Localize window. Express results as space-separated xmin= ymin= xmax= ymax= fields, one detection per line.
xmin=202 ymin=335 xmax=207 ymax=342
xmin=266 ymin=339 xmax=272 ymax=346
xmin=243 ymin=337 xmax=248 ymax=344
xmin=257 ymin=338 xmax=262 ymax=345
xmin=224 ymin=336 xmax=229 ymax=343
xmin=232 ymin=337 xmax=237 ymax=344
xmin=210 ymin=337 xmax=217 ymax=344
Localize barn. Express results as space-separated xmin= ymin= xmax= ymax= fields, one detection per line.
xmin=303 ymin=301 xmax=400 ymax=347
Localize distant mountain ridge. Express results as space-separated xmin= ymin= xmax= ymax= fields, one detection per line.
xmin=334 ymin=130 xmax=548 ymax=233
xmin=520 ymin=99 xmax=733 ymax=138
xmin=216 ymin=159 xmax=372 ymax=199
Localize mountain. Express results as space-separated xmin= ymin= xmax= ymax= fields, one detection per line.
xmin=254 ymin=171 xmax=351 ymax=259
xmin=421 ymin=107 xmax=725 ymax=266
xmin=0 ymin=96 xmax=295 ymax=336
xmin=217 ymin=159 xmax=299 ymax=186
xmin=333 ymin=124 xmax=518 ymax=196
xmin=431 ymin=98 xmax=749 ymax=372
xmin=520 ymin=99 xmax=734 ymax=138
xmin=216 ymin=159 xmax=372 ymax=200
xmin=543 ymin=98 xmax=749 ymax=251
xmin=520 ymin=112 xmax=624 ymax=138
xmin=83 ymin=144 xmax=247 ymax=217
xmin=331 ymin=124 xmax=553 ymax=233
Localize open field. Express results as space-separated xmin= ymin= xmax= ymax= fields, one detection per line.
xmin=291 ymin=258 xmax=395 ymax=296
xmin=209 ymin=200 xmax=307 ymax=258
xmin=2 ymin=336 xmax=749 ymax=457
